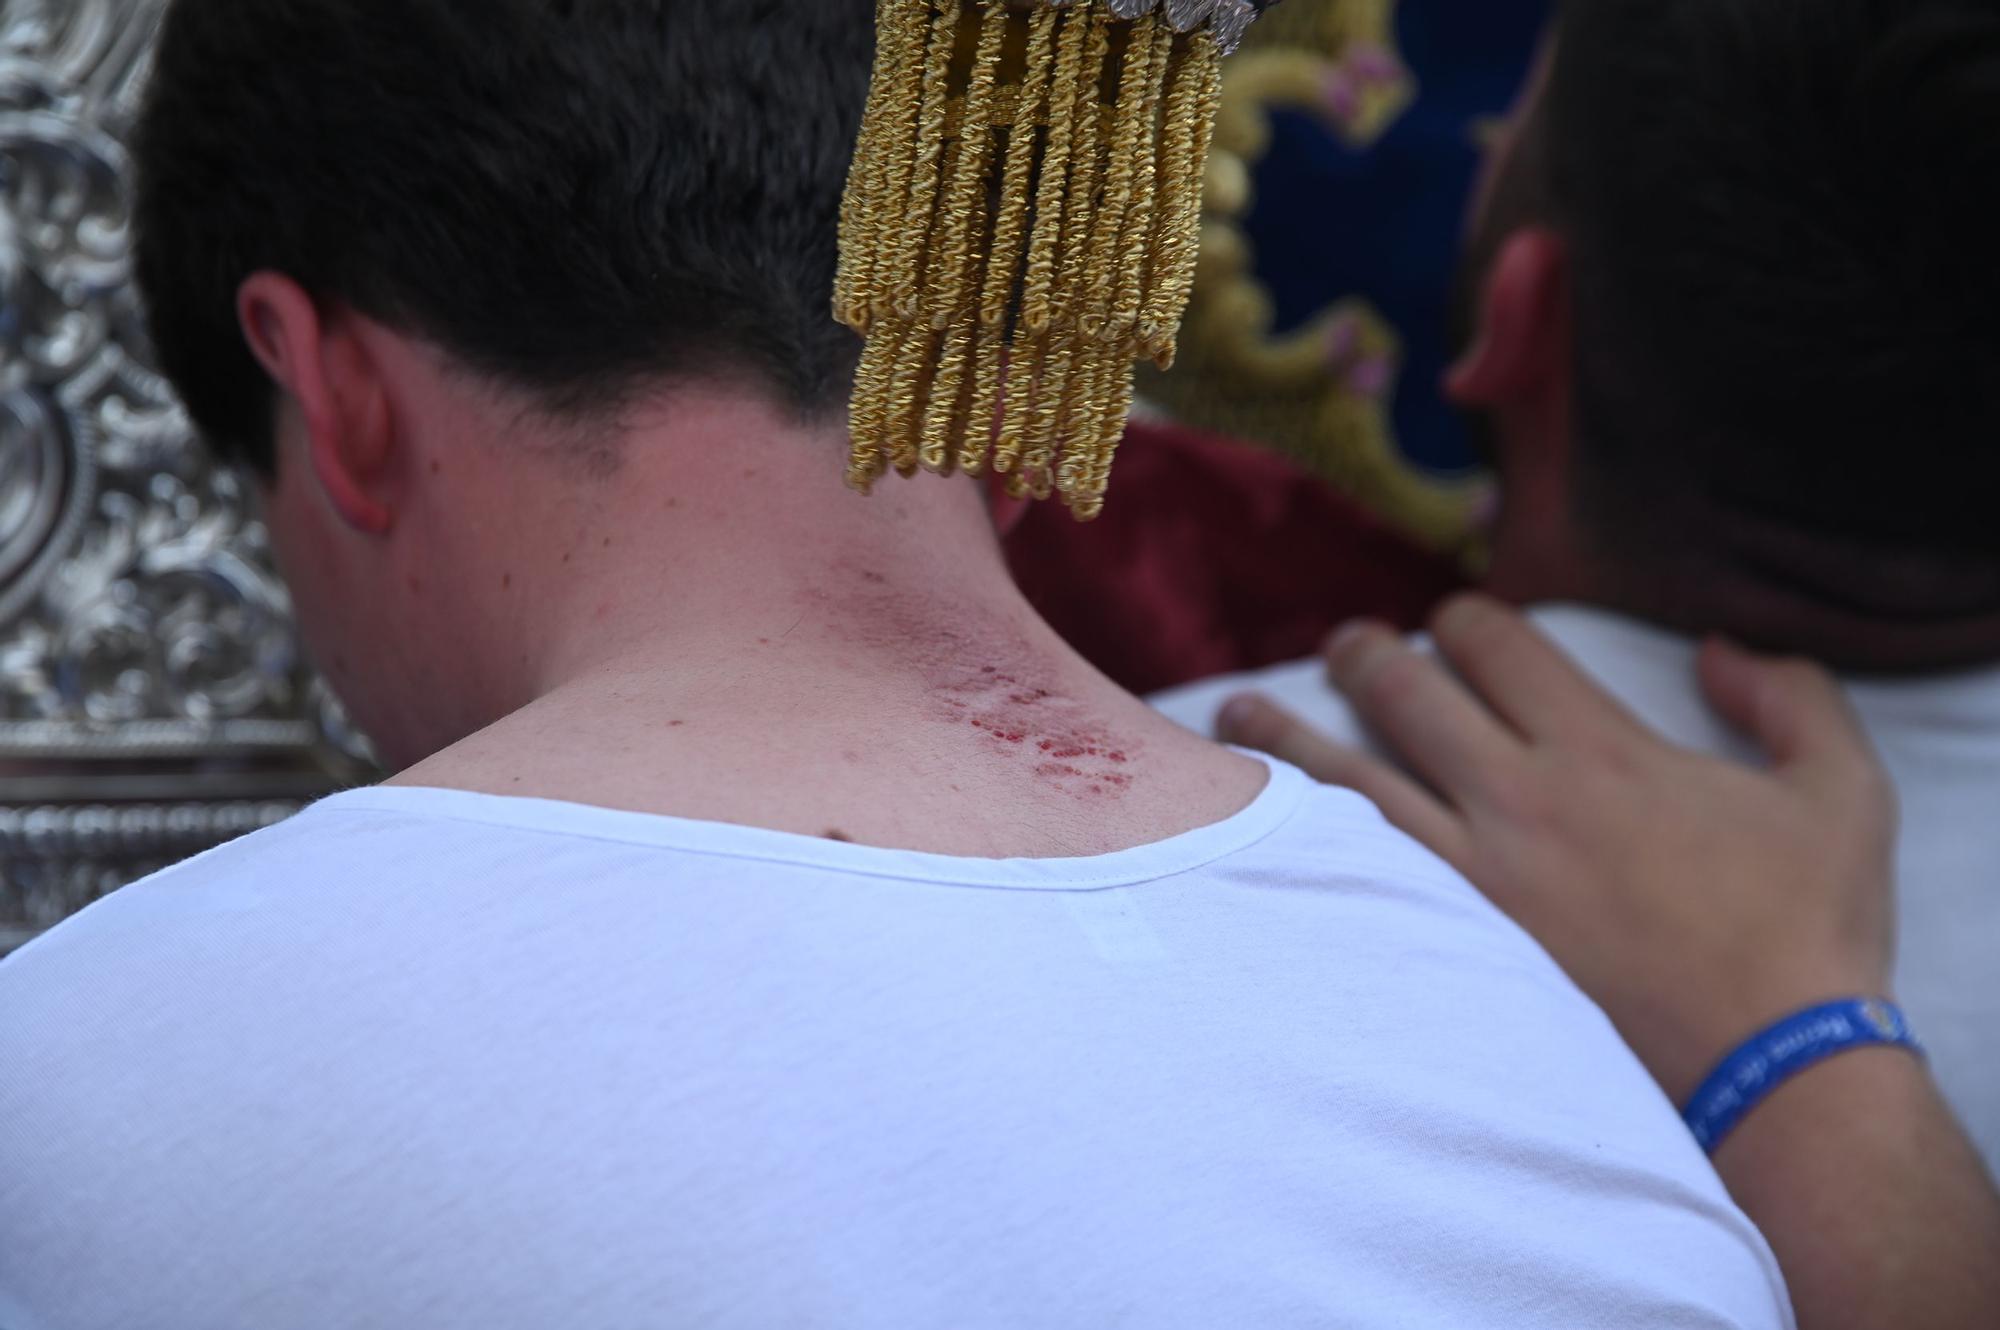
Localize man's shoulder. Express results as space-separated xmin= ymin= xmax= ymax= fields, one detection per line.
xmin=2 ymin=784 xmax=599 ymax=979
xmin=0 ymin=813 xmax=303 ymax=991
xmin=0 ymin=797 xmax=432 ymax=1011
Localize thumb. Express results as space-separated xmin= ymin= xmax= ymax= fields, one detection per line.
xmin=1696 ymin=638 xmax=1880 ymax=799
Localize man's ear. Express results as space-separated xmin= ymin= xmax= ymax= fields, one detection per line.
xmin=237 ymin=272 xmax=395 ymax=533
xmin=1444 ymin=226 xmax=1570 ymax=414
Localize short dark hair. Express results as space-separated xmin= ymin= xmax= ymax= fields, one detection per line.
xmin=1530 ymin=0 xmax=2000 ymax=606
xmin=134 ymin=0 xmax=872 ymax=475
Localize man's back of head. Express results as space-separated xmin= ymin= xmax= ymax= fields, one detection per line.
xmin=130 ymin=0 xmax=1267 ymax=855
xmin=1474 ymin=0 xmax=2000 ymax=671
xmin=136 ymin=0 xmax=872 ymax=474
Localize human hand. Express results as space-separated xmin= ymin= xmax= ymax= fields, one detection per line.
xmin=1217 ymin=594 xmax=1898 ymax=1105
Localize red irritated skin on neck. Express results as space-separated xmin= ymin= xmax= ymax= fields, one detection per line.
xmin=940 ymin=663 xmax=1137 ymax=798
xmin=808 ymin=566 xmax=1144 ymax=800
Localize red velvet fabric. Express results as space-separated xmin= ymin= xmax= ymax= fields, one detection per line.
xmin=1004 ymin=419 xmax=1470 ymax=696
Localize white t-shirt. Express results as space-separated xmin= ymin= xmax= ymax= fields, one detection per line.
xmin=0 ymin=756 xmax=1789 ymax=1329
xmin=1154 ymin=605 xmax=2000 ymax=1172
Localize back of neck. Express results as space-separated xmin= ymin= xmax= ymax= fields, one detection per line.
xmin=396 ymin=397 xmax=1267 ymax=856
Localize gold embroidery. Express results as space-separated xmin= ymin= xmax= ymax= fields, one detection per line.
xmin=836 ymin=0 xmax=1230 ymax=519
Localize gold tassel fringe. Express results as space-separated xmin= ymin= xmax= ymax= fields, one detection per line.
xmin=836 ymin=0 xmax=1227 ymax=521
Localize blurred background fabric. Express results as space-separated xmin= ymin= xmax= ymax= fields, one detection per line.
xmin=0 ymin=0 xmax=366 ymax=955
xmin=1007 ymin=418 xmax=1466 ymax=698
xmin=1244 ymin=0 xmax=1547 ymax=476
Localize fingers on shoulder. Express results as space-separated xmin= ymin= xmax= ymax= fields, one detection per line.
xmin=1325 ymin=617 xmax=1492 ymax=730
xmin=1214 ymin=690 xmax=1468 ymax=862
xmin=1774 ymin=656 xmax=1896 ymax=815
xmin=1704 ymin=640 xmax=1890 ymax=813
xmin=1431 ymin=593 xmax=1641 ymax=742
xmin=1322 ymin=618 xmax=1521 ymax=796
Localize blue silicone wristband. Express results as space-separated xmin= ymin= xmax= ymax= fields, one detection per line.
xmin=1682 ymin=998 xmax=1922 ymax=1153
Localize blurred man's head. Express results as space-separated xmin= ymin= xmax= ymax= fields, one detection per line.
xmin=133 ymin=0 xmax=879 ymax=759
xmin=1449 ymin=0 xmax=2000 ymax=672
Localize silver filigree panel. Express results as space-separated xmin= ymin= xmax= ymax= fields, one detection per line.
xmin=0 ymin=0 xmax=371 ymax=954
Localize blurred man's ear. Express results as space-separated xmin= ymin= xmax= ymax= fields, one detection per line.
xmin=237 ymin=272 xmax=396 ymax=534
xmin=1446 ymin=224 xmax=1591 ymax=603
xmin=1444 ymin=226 xmax=1571 ymax=421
